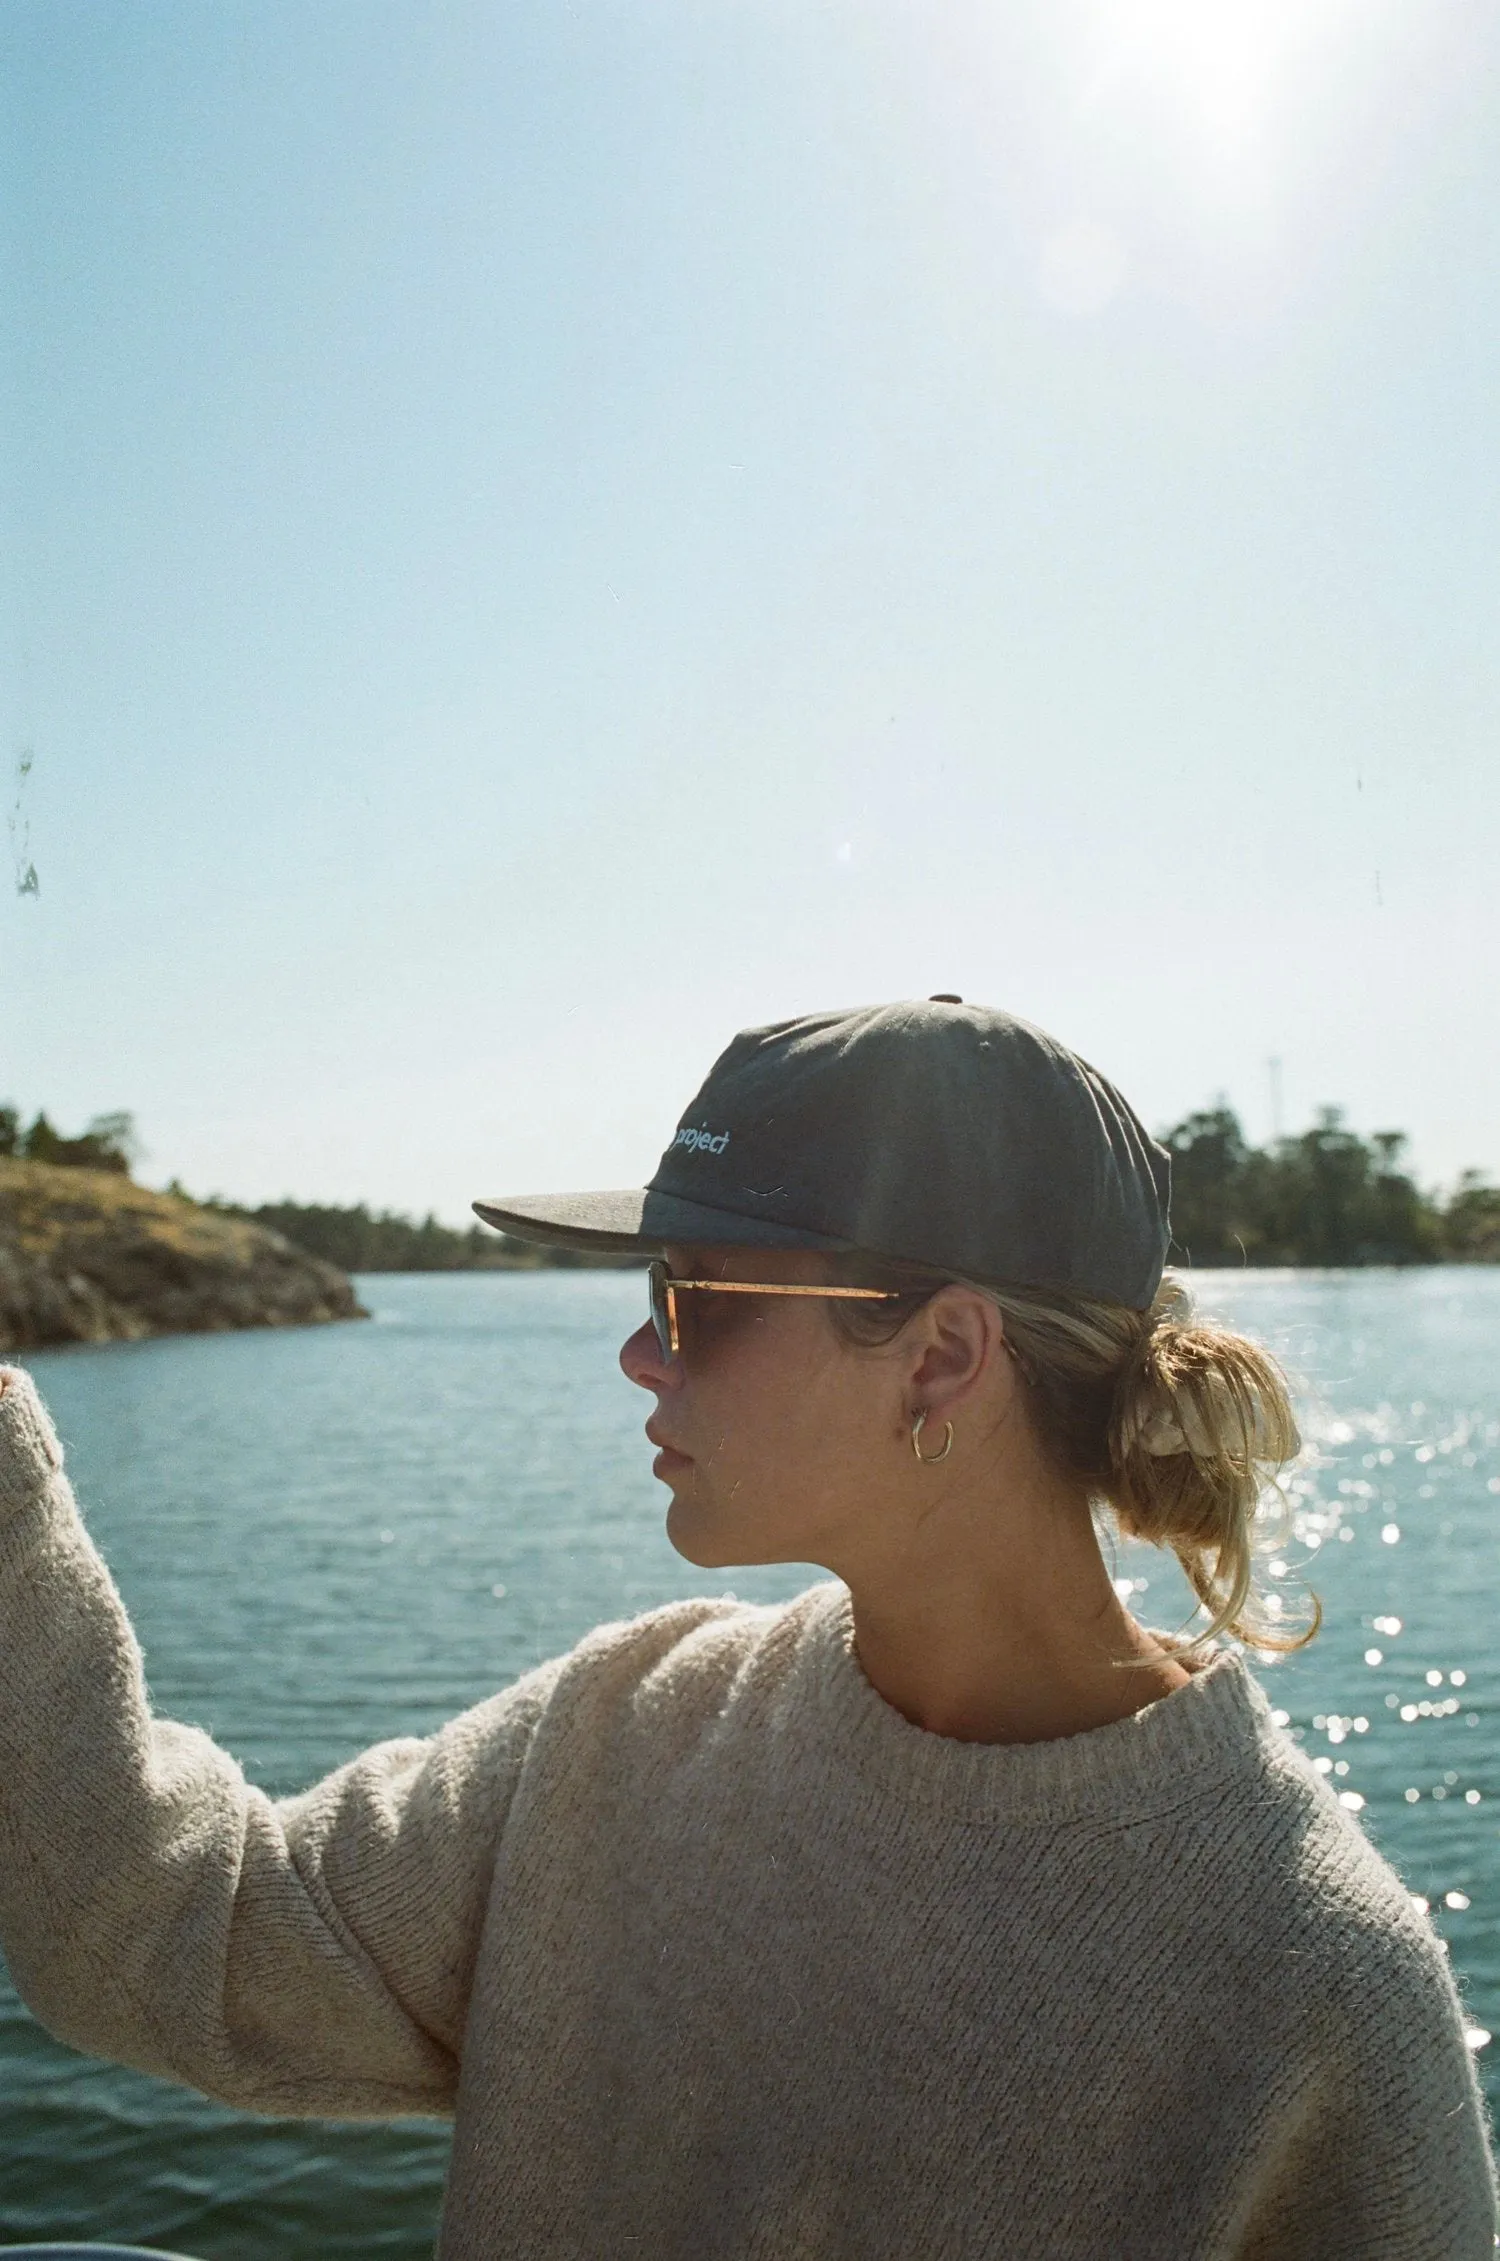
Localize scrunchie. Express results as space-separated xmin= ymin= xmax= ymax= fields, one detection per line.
xmin=1123 ymin=1374 xmax=1281 ymax=1460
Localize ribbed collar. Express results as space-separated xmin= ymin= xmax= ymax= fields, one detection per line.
xmin=786 ymin=1581 xmax=1278 ymax=1827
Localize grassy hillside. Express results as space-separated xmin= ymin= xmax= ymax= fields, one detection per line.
xmin=0 ymin=1159 xmax=366 ymax=1352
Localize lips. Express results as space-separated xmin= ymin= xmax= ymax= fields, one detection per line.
xmin=645 ymin=1420 xmax=692 ymax=1469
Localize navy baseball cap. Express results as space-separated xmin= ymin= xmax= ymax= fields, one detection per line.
xmin=473 ymin=998 xmax=1172 ymax=1308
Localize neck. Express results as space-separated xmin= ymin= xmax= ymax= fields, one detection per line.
xmin=837 ymin=1470 xmax=1191 ymax=1746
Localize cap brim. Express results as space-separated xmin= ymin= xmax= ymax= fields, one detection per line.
xmin=471 ymin=1187 xmax=856 ymax=1256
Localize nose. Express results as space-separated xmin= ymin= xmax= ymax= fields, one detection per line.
xmin=620 ymin=1316 xmax=678 ymax=1393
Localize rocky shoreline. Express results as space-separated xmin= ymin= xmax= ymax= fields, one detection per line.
xmin=0 ymin=1158 xmax=366 ymax=1353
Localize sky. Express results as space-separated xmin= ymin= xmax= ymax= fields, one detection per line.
xmin=3 ymin=0 xmax=1499 ymax=1222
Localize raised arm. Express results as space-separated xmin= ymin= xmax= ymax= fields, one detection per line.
xmin=0 ymin=1365 xmax=559 ymax=2119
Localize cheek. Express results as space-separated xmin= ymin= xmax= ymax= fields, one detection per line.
xmin=685 ymin=1330 xmax=882 ymax=1501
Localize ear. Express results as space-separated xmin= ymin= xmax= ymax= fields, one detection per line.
xmin=904 ymin=1286 xmax=1012 ymax=1421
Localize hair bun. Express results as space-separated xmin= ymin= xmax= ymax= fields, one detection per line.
xmin=1099 ymin=1305 xmax=1311 ymax=1651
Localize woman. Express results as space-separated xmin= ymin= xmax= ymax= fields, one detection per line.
xmin=0 ymin=997 xmax=1492 ymax=2259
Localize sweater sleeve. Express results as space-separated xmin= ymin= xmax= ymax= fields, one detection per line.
xmin=1235 ymin=1892 xmax=1498 ymax=2260
xmin=0 ymin=1365 xmax=562 ymax=2120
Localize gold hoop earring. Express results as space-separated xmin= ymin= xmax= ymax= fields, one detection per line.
xmin=911 ymin=1410 xmax=954 ymax=1464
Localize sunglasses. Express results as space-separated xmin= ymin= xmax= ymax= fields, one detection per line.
xmin=646 ymin=1258 xmax=903 ymax=1359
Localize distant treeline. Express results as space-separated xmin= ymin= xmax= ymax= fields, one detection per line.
xmin=1164 ymin=1107 xmax=1500 ymax=1267
xmin=6 ymin=1100 xmax=1500 ymax=1271
xmin=203 ymin=1199 xmax=633 ymax=1273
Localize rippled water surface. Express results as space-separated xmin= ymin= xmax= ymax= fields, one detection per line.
xmin=3 ymin=1268 xmax=1499 ymax=2254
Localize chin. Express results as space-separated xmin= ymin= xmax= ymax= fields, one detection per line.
xmin=664 ymin=1494 xmax=740 ymax=1570
xmin=664 ymin=1492 xmax=798 ymax=1573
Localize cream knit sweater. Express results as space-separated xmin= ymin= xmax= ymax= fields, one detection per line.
xmin=0 ymin=1369 xmax=1493 ymax=2259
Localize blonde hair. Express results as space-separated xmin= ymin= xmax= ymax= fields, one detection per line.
xmin=829 ymin=1258 xmax=1316 ymax=1656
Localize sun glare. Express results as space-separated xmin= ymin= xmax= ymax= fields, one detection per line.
xmin=1089 ymin=0 xmax=1359 ymax=152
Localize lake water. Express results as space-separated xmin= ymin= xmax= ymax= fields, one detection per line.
xmin=2 ymin=1268 xmax=1498 ymax=2254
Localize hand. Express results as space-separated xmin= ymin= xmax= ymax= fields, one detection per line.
xmin=0 ymin=1366 xmax=63 ymax=1477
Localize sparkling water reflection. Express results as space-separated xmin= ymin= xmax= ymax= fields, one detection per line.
xmin=2 ymin=1268 xmax=1497 ymax=2252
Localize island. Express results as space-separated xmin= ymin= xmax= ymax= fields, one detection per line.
xmin=0 ymin=1157 xmax=366 ymax=1353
